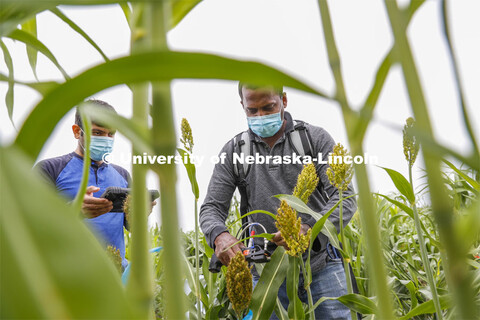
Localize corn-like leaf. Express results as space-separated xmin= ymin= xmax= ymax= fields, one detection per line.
xmin=50 ymin=8 xmax=109 ymax=61
xmin=170 ymin=0 xmax=202 ymax=29
xmin=0 ymin=40 xmax=14 ymax=125
xmin=381 ymin=167 xmax=415 ymax=204
xmin=0 ymin=72 xmax=59 ymax=95
xmin=21 ymin=17 xmax=38 ymax=79
xmin=7 ymin=29 xmax=69 ymax=80
xmin=0 ymin=145 xmax=134 ymax=319
xmin=15 ymin=50 xmax=326 ymax=161
xmin=177 ymin=148 xmax=200 ymax=199
xmin=398 ymin=295 xmax=452 ymax=320
xmin=443 ymin=159 xmax=480 ymax=191
xmin=286 ymin=256 xmax=304 ymax=320
xmin=250 ymin=247 xmax=288 ymax=320
xmin=313 ymin=294 xmax=377 ymax=315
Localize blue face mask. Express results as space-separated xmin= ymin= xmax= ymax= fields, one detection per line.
xmin=81 ymin=130 xmax=114 ymax=162
xmin=247 ymin=111 xmax=283 ymax=138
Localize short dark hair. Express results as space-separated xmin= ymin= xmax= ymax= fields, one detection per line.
xmin=75 ymin=99 xmax=117 ymax=129
xmin=238 ymin=82 xmax=284 ymax=100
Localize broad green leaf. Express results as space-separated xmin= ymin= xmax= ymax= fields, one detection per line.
xmin=286 ymin=256 xmax=304 ymax=320
xmin=274 ymin=297 xmax=288 ymax=320
xmin=21 ymin=17 xmax=38 ymax=79
xmin=375 ymin=193 xmax=441 ymax=248
xmin=312 ymin=294 xmax=377 ymax=315
xmin=50 ymin=8 xmax=109 ymax=61
xmin=71 ymin=107 xmax=91 ymax=212
xmin=7 ymin=29 xmax=69 ymax=80
xmin=0 ymin=145 xmax=134 ymax=319
xmin=170 ymin=0 xmax=202 ymax=29
xmin=443 ymin=159 xmax=480 ymax=191
xmin=250 ymin=247 xmax=288 ymax=320
xmin=0 ymin=40 xmax=14 ymax=125
xmin=0 ymin=72 xmax=60 ymax=95
xmin=381 ymin=167 xmax=415 ymax=204
xmin=183 ymin=253 xmax=208 ymax=307
xmin=398 ymin=295 xmax=452 ymax=320
xmin=15 ymin=50 xmax=328 ymax=161
xmin=178 ymin=148 xmax=200 ymax=199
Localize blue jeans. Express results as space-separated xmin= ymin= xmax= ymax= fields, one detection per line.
xmin=254 ymin=258 xmax=351 ymax=320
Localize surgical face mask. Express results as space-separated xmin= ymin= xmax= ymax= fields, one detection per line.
xmin=247 ymin=111 xmax=283 ymax=138
xmin=80 ymin=129 xmax=114 ymax=162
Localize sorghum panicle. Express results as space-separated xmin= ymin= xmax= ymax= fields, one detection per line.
xmin=326 ymin=143 xmax=353 ymax=191
xmin=106 ymin=245 xmax=122 ymax=273
xmin=180 ymin=118 xmax=194 ymax=153
xmin=403 ymin=117 xmax=420 ymax=167
xmin=293 ymin=163 xmax=319 ymax=204
xmin=276 ymin=200 xmax=311 ymax=257
xmin=123 ymin=194 xmax=131 ymax=227
xmin=226 ymin=251 xmax=252 ymax=315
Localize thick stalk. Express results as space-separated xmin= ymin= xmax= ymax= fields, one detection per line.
xmin=299 ymin=258 xmax=314 ymax=319
xmin=194 ymin=199 xmax=201 ymax=319
xmin=149 ymin=1 xmax=185 ymax=319
xmin=126 ymin=3 xmax=153 ymax=317
xmin=316 ymin=1 xmax=394 ymax=317
xmin=409 ymin=165 xmax=443 ymax=320
xmin=384 ymin=1 xmax=477 ymax=318
xmin=339 ymin=190 xmax=355 ymax=320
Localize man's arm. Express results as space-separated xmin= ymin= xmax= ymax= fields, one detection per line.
xmin=199 ymin=140 xmax=245 ymax=265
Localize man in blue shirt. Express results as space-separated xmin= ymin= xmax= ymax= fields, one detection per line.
xmin=35 ymin=100 xmax=133 ymax=270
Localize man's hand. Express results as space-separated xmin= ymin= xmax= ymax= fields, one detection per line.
xmin=81 ymin=186 xmax=113 ymax=218
xmin=214 ymin=232 xmax=245 ymax=266
xmin=272 ymin=224 xmax=312 ymax=250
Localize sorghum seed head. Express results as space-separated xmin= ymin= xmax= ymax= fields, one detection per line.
xmin=123 ymin=194 xmax=131 ymax=227
xmin=326 ymin=143 xmax=353 ymax=191
xmin=226 ymin=251 xmax=252 ymax=314
xmin=106 ymin=245 xmax=122 ymax=273
xmin=276 ymin=200 xmax=311 ymax=257
xmin=403 ymin=117 xmax=420 ymax=167
xmin=180 ymin=118 xmax=194 ymax=153
xmin=293 ymin=163 xmax=319 ymax=204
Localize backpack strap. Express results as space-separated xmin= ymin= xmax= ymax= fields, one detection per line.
xmin=289 ymin=120 xmax=313 ymax=157
xmin=233 ymin=131 xmax=251 ymax=216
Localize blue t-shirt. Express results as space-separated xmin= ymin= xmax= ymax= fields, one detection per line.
xmin=36 ymin=152 xmax=130 ymax=269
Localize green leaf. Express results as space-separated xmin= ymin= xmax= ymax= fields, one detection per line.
xmin=21 ymin=17 xmax=38 ymax=79
xmin=50 ymin=8 xmax=109 ymax=62
xmin=15 ymin=50 xmax=328 ymax=161
xmin=177 ymin=148 xmax=200 ymax=199
xmin=286 ymin=256 xmax=304 ymax=320
xmin=273 ymin=297 xmax=289 ymax=320
xmin=250 ymin=247 xmax=289 ymax=320
xmin=0 ymin=145 xmax=134 ymax=319
xmin=0 ymin=40 xmax=14 ymax=125
xmin=443 ymin=159 xmax=480 ymax=191
xmin=0 ymin=73 xmax=60 ymax=95
xmin=7 ymin=29 xmax=69 ymax=80
xmin=398 ymin=295 xmax=452 ymax=320
xmin=313 ymin=294 xmax=377 ymax=315
xmin=170 ymin=0 xmax=202 ymax=29
xmin=380 ymin=167 xmax=415 ymax=204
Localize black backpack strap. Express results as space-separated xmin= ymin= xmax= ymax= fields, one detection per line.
xmin=289 ymin=120 xmax=313 ymax=157
xmin=232 ymin=132 xmax=251 ymax=220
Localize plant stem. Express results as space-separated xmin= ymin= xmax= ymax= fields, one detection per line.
xmin=194 ymin=198 xmax=201 ymax=319
xmin=316 ymin=1 xmax=394 ymax=317
xmin=339 ymin=190 xmax=355 ymax=320
xmin=126 ymin=3 xmax=153 ymax=317
xmin=299 ymin=257 xmax=315 ymax=320
xmin=148 ymin=1 xmax=185 ymax=319
xmin=384 ymin=1 xmax=477 ymax=318
xmin=71 ymin=108 xmax=91 ymax=213
xmin=409 ymin=165 xmax=443 ymax=320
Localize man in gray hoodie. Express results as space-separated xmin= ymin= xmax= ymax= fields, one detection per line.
xmin=199 ymin=83 xmax=357 ymax=319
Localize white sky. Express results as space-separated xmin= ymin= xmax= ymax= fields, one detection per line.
xmin=1 ymin=0 xmax=479 ymax=231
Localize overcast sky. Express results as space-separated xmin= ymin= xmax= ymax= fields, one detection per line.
xmin=1 ymin=0 xmax=479 ymax=230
